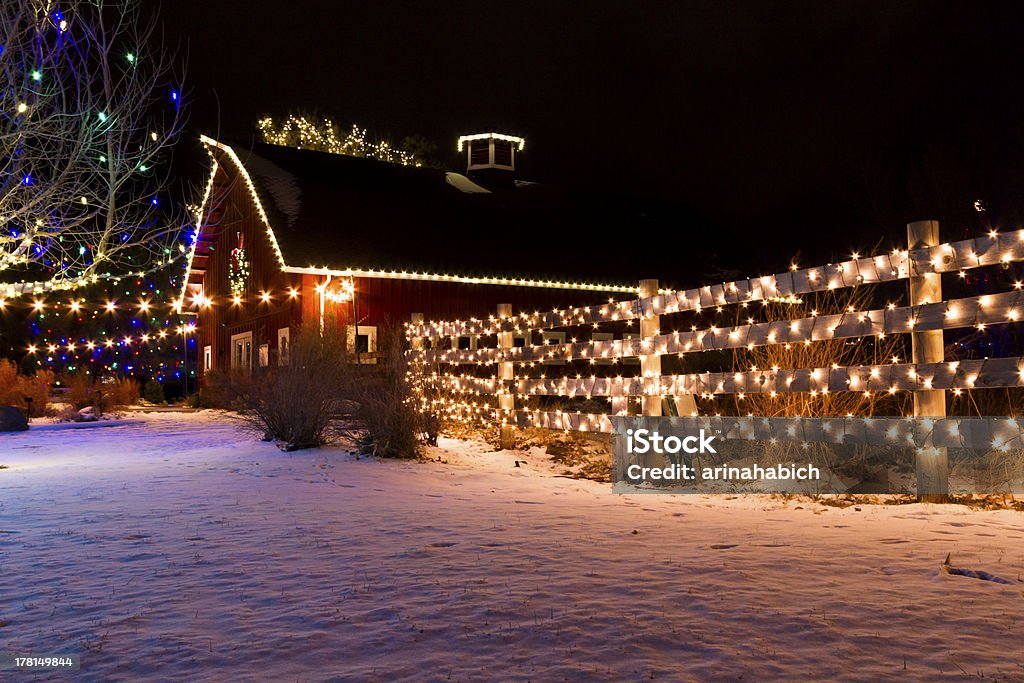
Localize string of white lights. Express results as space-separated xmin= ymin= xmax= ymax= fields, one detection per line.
xmin=408 ymin=229 xmax=1024 ymax=339
xmin=408 ymin=289 xmax=1024 ymax=366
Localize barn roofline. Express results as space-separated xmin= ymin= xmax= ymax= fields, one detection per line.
xmin=176 ymin=135 xmax=640 ymax=310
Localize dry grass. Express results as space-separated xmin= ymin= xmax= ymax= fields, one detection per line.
xmin=726 ymin=286 xmax=908 ymax=417
xmin=60 ymin=372 xmax=139 ymax=413
xmin=0 ymin=360 xmax=52 ymax=417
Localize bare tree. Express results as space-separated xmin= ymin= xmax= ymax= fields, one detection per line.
xmin=1 ymin=0 xmax=186 ymax=297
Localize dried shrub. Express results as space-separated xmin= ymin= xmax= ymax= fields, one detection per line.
xmin=64 ymin=372 xmax=94 ymax=409
xmin=728 ymin=285 xmax=908 ymax=418
xmin=198 ymin=369 xmax=234 ymax=408
xmin=228 ymin=323 xmax=355 ymax=450
xmin=348 ymin=326 xmax=422 ymax=458
xmin=60 ymin=373 xmax=140 ymax=414
xmin=107 ymin=378 xmax=140 ymax=408
xmin=0 ymin=360 xmax=52 ymax=417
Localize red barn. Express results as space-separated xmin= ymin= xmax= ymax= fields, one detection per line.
xmin=179 ymin=134 xmax=638 ymax=378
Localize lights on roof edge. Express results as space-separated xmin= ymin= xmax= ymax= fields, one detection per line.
xmin=457 ymin=133 xmax=526 ymax=153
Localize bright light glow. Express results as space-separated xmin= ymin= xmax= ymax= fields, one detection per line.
xmin=457 ymin=133 xmax=526 ymax=152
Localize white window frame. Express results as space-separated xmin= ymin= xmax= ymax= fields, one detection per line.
xmin=541 ymin=330 xmax=566 ymax=365
xmin=348 ymin=325 xmax=378 ymax=364
xmin=203 ymin=345 xmax=212 ymax=372
xmin=277 ymin=328 xmax=290 ymax=366
xmin=230 ymin=331 xmax=253 ymax=372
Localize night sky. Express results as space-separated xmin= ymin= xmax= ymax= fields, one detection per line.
xmin=165 ymin=1 xmax=1024 ymax=276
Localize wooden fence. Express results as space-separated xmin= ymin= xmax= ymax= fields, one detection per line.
xmin=404 ymin=222 xmax=1024 ymax=494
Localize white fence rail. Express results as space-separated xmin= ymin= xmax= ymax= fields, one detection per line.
xmin=405 ymin=221 xmax=1024 ymax=481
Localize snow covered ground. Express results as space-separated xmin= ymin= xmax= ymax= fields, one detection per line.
xmin=1 ymin=411 xmax=1023 ymax=681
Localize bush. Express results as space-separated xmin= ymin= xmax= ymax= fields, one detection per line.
xmin=223 ymin=321 xmax=428 ymax=456
xmin=0 ymin=360 xmax=52 ymax=417
xmin=64 ymin=372 xmax=95 ymax=409
xmin=61 ymin=373 xmax=139 ymax=414
xmin=106 ymin=377 xmax=140 ymax=409
xmin=228 ymin=323 xmax=355 ymax=450
xmin=143 ymin=379 xmax=165 ymax=405
xmin=348 ymin=326 xmax=422 ymax=458
xmin=197 ymin=370 xmax=233 ymax=408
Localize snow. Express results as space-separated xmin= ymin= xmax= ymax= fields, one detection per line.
xmin=445 ymin=172 xmax=491 ymax=194
xmin=1 ymin=411 xmax=1023 ymax=680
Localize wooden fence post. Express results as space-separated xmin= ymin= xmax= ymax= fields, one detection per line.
xmin=908 ymin=220 xmax=949 ymax=503
xmin=639 ymin=279 xmax=662 ymax=417
xmin=497 ymin=303 xmax=516 ymax=449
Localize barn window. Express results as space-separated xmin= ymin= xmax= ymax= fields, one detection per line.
xmin=230 ymin=332 xmax=253 ymax=372
xmin=203 ymin=345 xmax=212 ymax=371
xmin=348 ymin=325 xmax=377 ymax=364
xmin=258 ymin=343 xmax=269 ymax=368
xmin=277 ymin=328 xmax=290 ymax=365
xmin=513 ymin=334 xmax=528 ymax=348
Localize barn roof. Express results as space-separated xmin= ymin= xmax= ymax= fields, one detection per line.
xmin=196 ymin=136 xmax=689 ymax=292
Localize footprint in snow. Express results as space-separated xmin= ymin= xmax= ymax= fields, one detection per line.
xmin=428 ymin=542 xmax=457 ymax=548
xmin=710 ymin=544 xmax=738 ymax=550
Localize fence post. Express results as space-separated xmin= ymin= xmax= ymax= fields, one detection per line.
xmin=908 ymin=220 xmax=949 ymax=503
xmin=497 ymin=303 xmax=516 ymax=449
xmin=639 ymin=279 xmax=662 ymax=417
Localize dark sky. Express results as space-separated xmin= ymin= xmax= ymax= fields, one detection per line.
xmin=164 ymin=1 xmax=1024 ymax=275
